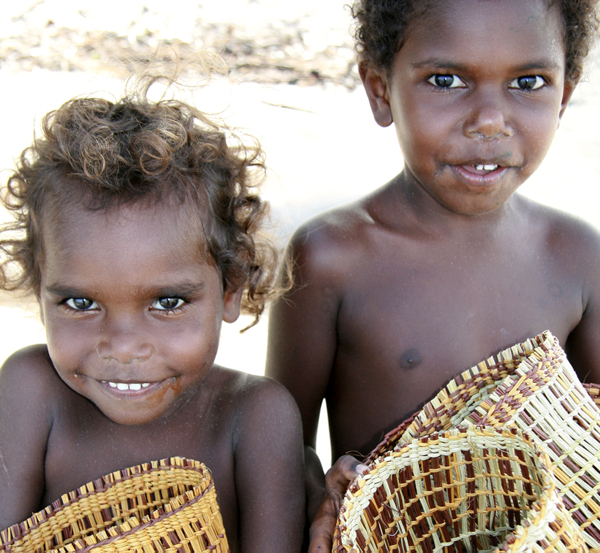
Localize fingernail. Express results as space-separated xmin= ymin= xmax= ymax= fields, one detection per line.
xmin=357 ymin=464 xmax=368 ymax=475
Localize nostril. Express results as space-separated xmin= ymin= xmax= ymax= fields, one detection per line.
xmin=96 ymin=343 xmax=154 ymax=364
xmin=467 ymin=129 xmax=512 ymax=140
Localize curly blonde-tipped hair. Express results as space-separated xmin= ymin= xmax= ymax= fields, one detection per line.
xmin=0 ymin=76 xmax=279 ymax=326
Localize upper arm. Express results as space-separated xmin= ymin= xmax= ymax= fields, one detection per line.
xmin=0 ymin=346 xmax=54 ymax=531
xmin=559 ymin=220 xmax=600 ymax=385
xmin=266 ymin=222 xmax=346 ymax=447
xmin=233 ymin=377 xmax=304 ymax=553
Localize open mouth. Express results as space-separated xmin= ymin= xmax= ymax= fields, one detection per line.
xmin=98 ymin=379 xmax=169 ymax=396
xmin=103 ymin=381 xmax=151 ymax=391
xmin=453 ymin=163 xmax=508 ymax=183
xmin=463 ymin=163 xmax=501 ymax=175
xmin=474 ymin=164 xmax=498 ymax=172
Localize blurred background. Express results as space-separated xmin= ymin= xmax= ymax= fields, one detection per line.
xmin=0 ymin=0 xmax=599 ymax=468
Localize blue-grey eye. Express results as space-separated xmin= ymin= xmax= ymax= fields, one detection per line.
xmin=153 ymin=297 xmax=185 ymax=310
xmin=66 ymin=298 xmax=96 ymax=310
xmin=428 ymin=74 xmax=466 ymax=88
xmin=509 ymin=76 xmax=545 ymax=90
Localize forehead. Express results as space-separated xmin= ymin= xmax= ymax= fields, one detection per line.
xmin=399 ymin=0 xmax=565 ymax=71
xmin=40 ymin=202 xmax=208 ymax=282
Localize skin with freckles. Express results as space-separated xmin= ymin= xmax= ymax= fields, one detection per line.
xmin=0 ymin=201 xmax=304 ymax=553
xmin=264 ymin=1 xmax=600 ymax=550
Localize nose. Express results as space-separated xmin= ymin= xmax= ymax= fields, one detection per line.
xmin=463 ymin=87 xmax=513 ymax=140
xmin=96 ymin=316 xmax=154 ymax=364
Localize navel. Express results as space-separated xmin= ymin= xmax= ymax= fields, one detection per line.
xmin=399 ymin=348 xmax=423 ymax=369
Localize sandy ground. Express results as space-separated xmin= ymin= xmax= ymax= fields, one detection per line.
xmin=0 ymin=1 xmax=599 ymax=468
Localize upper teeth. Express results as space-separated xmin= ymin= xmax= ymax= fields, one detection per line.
xmin=476 ymin=164 xmax=498 ymax=171
xmin=104 ymin=381 xmax=151 ymax=391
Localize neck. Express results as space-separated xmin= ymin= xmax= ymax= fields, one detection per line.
xmin=389 ymin=167 xmax=520 ymax=241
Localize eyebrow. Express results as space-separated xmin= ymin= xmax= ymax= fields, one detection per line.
xmin=411 ymin=58 xmax=562 ymax=72
xmin=44 ymin=284 xmax=95 ymax=298
xmin=149 ymin=282 xmax=206 ymax=298
xmin=411 ymin=58 xmax=469 ymax=71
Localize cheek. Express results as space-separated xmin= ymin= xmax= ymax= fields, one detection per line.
xmin=159 ymin=319 xmax=221 ymax=371
xmin=519 ymin=108 xmax=561 ymax=165
xmin=394 ymin=99 xmax=452 ymax=156
xmin=44 ymin=317 xmax=90 ymax=368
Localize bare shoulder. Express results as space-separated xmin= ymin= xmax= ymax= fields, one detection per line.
xmin=0 ymin=344 xmax=65 ymax=408
xmin=0 ymin=345 xmax=64 ymax=529
xmin=210 ymin=366 xmax=301 ymax=425
xmin=288 ymin=186 xmax=392 ymax=283
xmin=523 ymin=197 xmax=600 ymax=265
xmin=211 ymin=369 xmax=305 ymax=550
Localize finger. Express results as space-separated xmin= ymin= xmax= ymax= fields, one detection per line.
xmin=325 ymin=455 xmax=368 ymax=507
xmin=308 ymin=499 xmax=338 ymax=553
xmin=333 ymin=454 xmax=369 ymax=481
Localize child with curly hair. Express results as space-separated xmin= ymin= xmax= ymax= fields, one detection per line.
xmin=0 ymin=76 xmax=304 ymax=551
xmin=265 ymin=0 xmax=600 ymax=549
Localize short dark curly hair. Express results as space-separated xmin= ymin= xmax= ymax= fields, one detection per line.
xmin=351 ymin=0 xmax=599 ymax=84
xmin=0 ymin=76 xmax=279 ymax=325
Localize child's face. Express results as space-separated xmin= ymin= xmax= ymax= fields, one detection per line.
xmin=361 ymin=0 xmax=573 ymax=216
xmin=38 ymin=200 xmax=242 ymax=426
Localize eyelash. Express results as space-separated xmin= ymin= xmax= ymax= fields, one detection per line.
xmin=427 ymin=74 xmax=547 ymax=92
xmin=508 ymin=75 xmax=547 ymax=91
xmin=427 ymin=74 xmax=466 ymax=89
xmin=64 ymin=298 xmax=98 ymax=312
xmin=150 ymin=297 xmax=188 ymax=313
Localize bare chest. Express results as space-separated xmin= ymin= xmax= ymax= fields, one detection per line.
xmin=42 ymin=395 xmax=238 ymax=546
xmin=328 ymin=244 xmax=583 ymax=456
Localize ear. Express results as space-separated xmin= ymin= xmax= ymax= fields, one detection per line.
xmin=558 ymin=80 xmax=575 ymax=122
xmin=37 ymin=294 xmax=45 ymax=325
xmin=222 ymin=287 xmax=243 ymax=323
xmin=359 ymin=61 xmax=394 ymax=128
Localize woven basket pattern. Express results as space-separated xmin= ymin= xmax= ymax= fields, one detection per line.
xmin=334 ymin=427 xmax=587 ymax=552
xmin=363 ymin=331 xmax=600 ymax=550
xmin=0 ymin=457 xmax=229 ymax=553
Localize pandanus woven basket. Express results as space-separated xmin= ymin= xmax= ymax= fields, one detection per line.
xmin=0 ymin=457 xmax=229 ymax=553
xmin=334 ymin=426 xmax=587 ymax=552
xmin=361 ymin=331 xmax=600 ymax=550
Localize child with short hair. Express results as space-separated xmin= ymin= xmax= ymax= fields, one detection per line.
xmin=0 ymin=75 xmax=304 ymax=552
xmin=265 ymin=0 xmax=600 ymax=549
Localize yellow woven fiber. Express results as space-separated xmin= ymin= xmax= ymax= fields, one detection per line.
xmin=334 ymin=426 xmax=588 ymax=553
xmin=0 ymin=457 xmax=229 ymax=553
xmin=362 ymin=331 xmax=600 ymax=550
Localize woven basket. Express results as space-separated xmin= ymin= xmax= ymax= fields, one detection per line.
xmin=333 ymin=427 xmax=588 ymax=552
xmin=364 ymin=331 xmax=600 ymax=549
xmin=0 ymin=457 xmax=229 ymax=553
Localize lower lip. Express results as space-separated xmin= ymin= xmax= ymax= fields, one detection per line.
xmin=453 ymin=165 xmax=509 ymax=186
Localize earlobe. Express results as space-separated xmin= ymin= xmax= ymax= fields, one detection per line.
xmin=37 ymin=296 xmax=45 ymax=325
xmin=359 ymin=62 xmax=394 ymax=128
xmin=558 ymin=81 xmax=576 ymax=122
xmin=222 ymin=287 xmax=243 ymax=323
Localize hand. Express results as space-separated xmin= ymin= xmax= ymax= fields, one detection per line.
xmin=308 ymin=455 xmax=368 ymax=552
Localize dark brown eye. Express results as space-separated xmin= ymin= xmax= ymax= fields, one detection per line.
xmin=66 ymin=298 xmax=95 ymax=310
xmin=435 ymin=75 xmax=454 ymax=87
xmin=153 ymin=297 xmax=185 ymax=310
xmin=510 ymin=76 xmax=544 ymax=90
xmin=428 ymin=74 xmax=466 ymax=89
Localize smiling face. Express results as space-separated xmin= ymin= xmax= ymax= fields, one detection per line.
xmin=38 ymin=200 xmax=241 ymax=426
xmin=361 ymin=0 xmax=573 ymax=216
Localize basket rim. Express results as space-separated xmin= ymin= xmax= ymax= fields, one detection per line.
xmin=0 ymin=456 xmax=212 ymax=548
xmin=63 ymin=477 xmax=218 ymax=553
xmin=336 ymin=426 xmax=568 ymax=552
